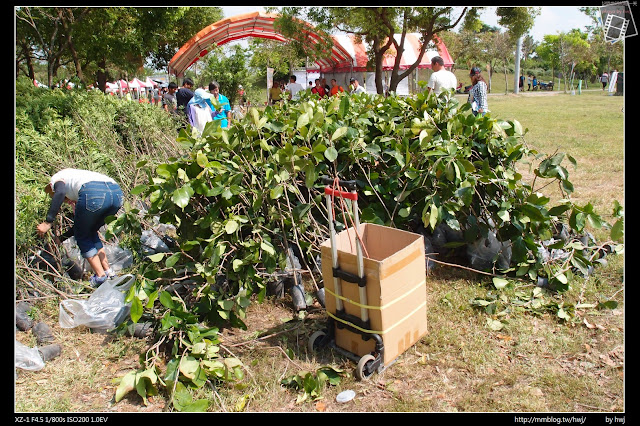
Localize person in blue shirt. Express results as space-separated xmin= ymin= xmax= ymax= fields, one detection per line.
xmin=208 ymin=80 xmax=232 ymax=128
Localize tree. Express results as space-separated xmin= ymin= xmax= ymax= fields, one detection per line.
xmin=537 ymin=31 xmax=591 ymax=92
xmin=200 ymin=44 xmax=251 ymax=107
xmin=273 ymin=7 xmax=471 ymax=94
xmin=16 ymin=7 xmax=72 ymax=88
xmin=496 ymin=7 xmax=540 ymax=93
xmin=249 ymin=38 xmax=307 ymax=78
xmin=481 ymin=30 xmax=512 ymax=93
xmin=15 ymin=7 xmax=224 ymax=91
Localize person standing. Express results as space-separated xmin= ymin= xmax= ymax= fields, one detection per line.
xmin=269 ymin=80 xmax=282 ymax=105
xmin=153 ymin=86 xmax=161 ymax=106
xmin=321 ymin=78 xmax=330 ymax=94
xmin=176 ymin=78 xmax=195 ymax=120
xmin=36 ymin=169 xmax=124 ymax=287
xmin=187 ymin=88 xmax=215 ymax=134
xmin=468 ymin=67 xmax=489 ymax=116
xmin=527 ymin=74 xmax=532 ymax=91
xmin=427 ymin=56 xmax=457 ymax=96
xmin=330 ymin=79 xmax=344 ymax=96
xmin=311 ymin=79 xmax=326 ymax=98
xmin=162 ymin=82 xmax=178 ymax=115
xmin=286 ymin=75 xmax=304 ymax=101
xmin=600 ymin=72 xmax=609 ymax=90
xmin=208 ymin=80 xmax=232 ymax=128
xmin=349 ymin=77 xmax=366 ymax=94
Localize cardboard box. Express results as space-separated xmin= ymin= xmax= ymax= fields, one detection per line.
xmin=320 ymin=223 xmax=427 ymax=366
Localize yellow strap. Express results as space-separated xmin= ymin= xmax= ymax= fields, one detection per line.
xmin=326 ymin=300 xmax=427 ymax=335
xmin=324 ymin=279 xmax=425 ymax=311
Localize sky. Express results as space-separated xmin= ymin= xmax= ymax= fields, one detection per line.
xmin=220 ymin=6 xmax=595 ymax=42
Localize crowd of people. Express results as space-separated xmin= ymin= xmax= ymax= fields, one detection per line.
xmin=109 ymin=56 xmax=496 ymax=135
xmin=268 ymin=75 xmax=365 ymax=105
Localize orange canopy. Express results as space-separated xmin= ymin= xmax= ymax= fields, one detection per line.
xmin=168 ymin=11 xmax=354 ymax=76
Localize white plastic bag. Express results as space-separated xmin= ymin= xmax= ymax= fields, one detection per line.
xmin=15 ymin=340 xmax=45 ymax=371
xmin=59 ymin=274 xmax=135 ymax=332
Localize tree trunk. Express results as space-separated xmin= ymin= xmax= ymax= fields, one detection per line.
xmin=96 ymin=58 xmax=108 ymax=93
xmin=503 ymin=63 xmax=508 ymax=94
xmin=374 ymin=53 xmax=385 ymax=95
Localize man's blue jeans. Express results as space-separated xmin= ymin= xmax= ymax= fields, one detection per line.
xmin=74 ymin=181 xmax=123 ymax=258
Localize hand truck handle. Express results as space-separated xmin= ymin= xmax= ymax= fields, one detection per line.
xmin=321 ymin=176 xmax=357 ymax=191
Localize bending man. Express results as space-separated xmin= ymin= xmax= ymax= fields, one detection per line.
xmin=37 ymin=168 xmax=124 ymax=287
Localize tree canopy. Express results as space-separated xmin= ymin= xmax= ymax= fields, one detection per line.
xmin=16 ymin=7 xmax=224 ymax=90
xmin=271 ymin=7 xmax=472 ymax=94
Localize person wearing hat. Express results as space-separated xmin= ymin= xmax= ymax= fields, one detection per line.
xmin=427 ymin=56 xmax=457 ymax=96
xmin=468 ymin=67 xmax=489 ymax=116
xmin=36 ymin=168 xmax=124 ymax=287
xmin=187 ymin=87 xmax=215 ymax=134
xmin=349 ymin=77 xmax=366 ymax=94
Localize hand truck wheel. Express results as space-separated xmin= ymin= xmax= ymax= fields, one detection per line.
xmin=355 ymin=354 xmax=376 ymax=381
xmin=308 ymin=330 xmax=327 ymax=353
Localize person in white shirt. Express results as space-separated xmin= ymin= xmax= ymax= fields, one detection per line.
xmin=36 ymin=169 xmax=124 ymax=287
xmin=427 ymin=56 xmax=457 ymax=96
xmin=349 ymin=77 xmax=366 ymax=94
xmin=286 ymin=75 xmax=304 ymax=101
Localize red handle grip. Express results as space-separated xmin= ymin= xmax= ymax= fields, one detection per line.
xmin=324 ymin=186 xmax=358 ymax=201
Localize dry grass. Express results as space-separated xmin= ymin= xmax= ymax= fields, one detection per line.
xmin=15 ymin=89 xmax=624 ymax=414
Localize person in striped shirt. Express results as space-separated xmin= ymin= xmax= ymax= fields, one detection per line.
xmin=468 ymin=67 xmax=489 ymax=117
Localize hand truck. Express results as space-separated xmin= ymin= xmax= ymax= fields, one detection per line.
xmin=308 ymin=176 xmax=385 ymax=380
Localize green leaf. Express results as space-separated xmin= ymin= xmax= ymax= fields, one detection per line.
xmin=338 ymin=95 xmax=350 ymax=117
xmin=159 ymin=291 xmax=178 ymax=310
xmin=225 ymin=220 xmax=239 ymax=234
xmin=331 ymin=126 xmax=348 ymax=142
xmin=146 ymin=252 xmax=167 ymax=263
xmin=270 ymin=185 xmax=284 ymax=199
xmin=297 ymin=112 xmax=310 ymax=129
xmin=232 ymin=259 xmax=244 ymax=272
xmin=428 ymin=204 xmax=438 ymax=230
xmin=611 ymin=219 xmax=624 ymax=241
xmin=166 ymin=252 xmax=181 ymax=268
xmin=261 ymin=241 xmax=276 ymax=256
xmin=292 ymin=203 xmax=312 ymax=221
xmin=181 ymin=399 xmax=210 ymax=412
xmin=171 ymin=184 xmax=194 ymax=209
xmin=486 ymin=318 xmax=504 ymax=331
xmin=492 ymin=277 xmax=510 ymax=289
xmin=130 ymin=296 xmax=143 ymax=323
xmin=115 ymin=371 xmax=137 ymax=403
xmin=597 ymin=300 xmax=618 ymax=310
xmin=131 ymin=184 xmax=147 ymax=195
xmin=324 ymin=146 xmax=338 ymax=162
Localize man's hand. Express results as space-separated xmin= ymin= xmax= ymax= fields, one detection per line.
xmin=36 ymin=222 xmax=52 ymax=237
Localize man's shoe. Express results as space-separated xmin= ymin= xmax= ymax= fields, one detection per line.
xmin=89 ymin=274 xmax=108 ymax=287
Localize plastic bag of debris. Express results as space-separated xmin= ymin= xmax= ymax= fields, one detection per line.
xmin=15 ymin=340 xmax=45 ymax=371
xmin=467 ymin=232 xmax=512 ymax=271
xmin=63 ymin=237 xmax=133 ymax=276
xmin=59 ymin=274 xmax=135 ymax=332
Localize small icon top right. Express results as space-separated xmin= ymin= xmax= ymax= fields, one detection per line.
xmin=600 ymin=1 xmax=637 ymax=43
